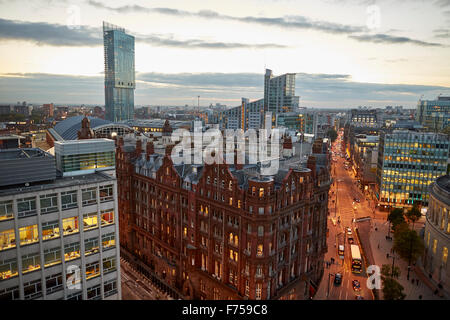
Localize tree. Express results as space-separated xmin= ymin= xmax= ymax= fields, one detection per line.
xmin=388 ymin=208 xmax=406 ymax=231
xmin=326 ymin=129 xmax=338 ymax=142
xmin=381 ymin=264 xmax=401 ymax=279
xmin=393 ymin=228 xmax=425 ymax=262
xmin=405 ymin=205 xmax=422 ymax=229
xmin=382 ymin=277 xmax=406 ymax=300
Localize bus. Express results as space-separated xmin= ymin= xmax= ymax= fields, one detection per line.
xmin=350 ymin=245 xmax=362 ymax=273
xmin=338 ymin=245 xmax=345 ymax=257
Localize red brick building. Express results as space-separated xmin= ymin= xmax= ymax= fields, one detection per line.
xmin=116 ymin=136 xmax=331 ymax=300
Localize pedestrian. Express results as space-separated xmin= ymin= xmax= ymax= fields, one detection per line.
xmin=416 ymin=279 xmax=419 ymax=286
xmin=378 ymin=243 xmax=380 ymax=249
xmin=411 ymin=278 xmax=415 ymax=284
xmin=386 ymin=253 xmax=389 ymax=259
xmin=419 ymin=295 xmax=422 ymax=300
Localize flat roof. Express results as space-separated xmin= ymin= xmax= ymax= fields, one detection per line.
xmin=0 ymin=148 xmax=51 ymax=160
xmin=0 ymin=171 xmax=114 ymax=197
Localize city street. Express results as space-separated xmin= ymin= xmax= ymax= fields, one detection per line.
xmin=315 ymin=130 xmax=373 ymax=300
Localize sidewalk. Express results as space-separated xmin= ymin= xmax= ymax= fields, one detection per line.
xmin=369 ymin=218 xmax=443 ymax=300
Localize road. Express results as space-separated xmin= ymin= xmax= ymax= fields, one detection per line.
xmin=121 ymin=258 xmax=166 ymax=300
xmin=315 ymin=129 xmax=373 ymax=300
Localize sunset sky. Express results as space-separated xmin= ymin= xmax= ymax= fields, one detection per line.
xmin=0 ymin=0 xmax=450 ymax=108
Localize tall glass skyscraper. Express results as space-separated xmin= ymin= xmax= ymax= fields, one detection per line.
xmin=263 ymin=69 xmax=299 ymax=128
xmin=103 ymin=22 xmax=135 ymax=122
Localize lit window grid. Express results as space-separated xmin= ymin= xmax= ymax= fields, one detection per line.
xmin=378 ymin=134 xmax=449 ymax=205
xmin=0 ymin=182 xmax=120 ymax=300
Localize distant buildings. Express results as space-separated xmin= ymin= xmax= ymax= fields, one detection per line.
xmin=0 ymin=141 xmax=121 ymax=300
xmin=212 ymin=69 xmax=299 ymax=131
xmin=42 ymin=104 xmax=54 ymax=118
xmin=423 ymin=175 xmax=450 ymax=296
xmin=103 ymin=22 xmax=135 ymax=122
xmin=416 ymin=96 xmax=450 ymax=132
xmin=375 ymin=130 xmax=449 ymax=209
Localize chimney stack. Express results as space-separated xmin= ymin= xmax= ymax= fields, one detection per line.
xmin=136 ymin=139 xmax=142 ymax=157
xmin=146 ymin=141 xmax=154 ymax=161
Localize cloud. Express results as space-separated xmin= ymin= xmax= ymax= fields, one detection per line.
xmin=0 ymin=18 xmax=101 ymax=47
xmin=1 ymin=71 xmax=449 ymax=108
xmin=0 ymin=18 xmax=285 ymax=49
xmin=348 ymin=33 xmax=444 ymax=47
xmin=433 ymin=28 xmax=450 ymax=38
xmin=87 ymin=1 xmax=446 ymax=47
xmin=87 ymin=0 xmax=365 ymax=35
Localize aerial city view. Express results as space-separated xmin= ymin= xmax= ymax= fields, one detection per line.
xmin=0 ymin=0 xmax=449 ymax=307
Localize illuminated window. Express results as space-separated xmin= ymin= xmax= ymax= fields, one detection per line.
xmin=229 ymin=197 xmax=233 ymax=206
xmin=103 ymin=256 xmax=116 ymax=274
xmin=42 ymin=220 xmax=60 ymax=241
xmin=443 ymin=247 xmax=448 ymax=265
xmin=257 ymin=244 xmax=263 ymax=257
xmin=102 ymin=232 xmax=115 ymax=250
xmin=22 ymin=252 xmax=40 ymax=274
xmin=99 ymin=185 xmax=114 ymax=202
xmin=85 ymin=237 xmax=99 ymax=255
xmin=433 ymin=239 xmax=438 ymax=254
xmin=19 ymin=225 xmax=39 ymax=246
xmin=0 ymin=229 xmax=16 ymax=251
xmin=0 ymin=258 xmax=18 ymax=281
xmin=86 ymin=261 xmax=100 ymax=279
xmin=101 ymin=209 xmax=114 ymax=225
xmin=0 ymin=200 xmax=13 ymax=221
xmin=259 ymin=188 xmax=264 ymax=197
xmin=64 ymin=242 xmax=80 ymax=261
xmin=63 ymin=216 xmax=79 ymax=235
xmin=83 ymin=212 xmax=98 ymax=230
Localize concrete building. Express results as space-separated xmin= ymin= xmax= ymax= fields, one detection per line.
xmin=0 ymin=141 xmax=121 ymax=300
xmin=423 ymin=175 xmax=450 ymax=296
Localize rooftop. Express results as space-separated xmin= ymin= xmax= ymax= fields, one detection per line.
xmin=0 ymin=171 xmax=114 ymax=197
xmin=436 ymin=175 xmax=450 ymax=194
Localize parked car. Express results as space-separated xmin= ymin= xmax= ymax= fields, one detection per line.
xmin=334 ymin=273 xmax=342 ymax=285
xmin=348 ymin=237 xmax=354 ymax=244
xmin=347 ymin=227 xmax=352 ymax=235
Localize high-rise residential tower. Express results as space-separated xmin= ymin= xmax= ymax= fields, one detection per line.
xmin=263 ymin=69 xmax=299 ymax=128
xmin=103 ymin=22 xmax=135 ymax=122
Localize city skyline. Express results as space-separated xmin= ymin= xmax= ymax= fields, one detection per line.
xmin=0 ymin=0 xmax=450 ymax=107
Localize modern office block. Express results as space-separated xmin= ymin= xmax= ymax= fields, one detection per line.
xmin=0 ymin=145 xmax=121 ymax=300
xmin=376 ymin=130 xmax=449 ymax=208
xmin=416 ymin=96 xmax=450 ymax=131
xmin=103 ymin=22 xmax=135 ymax=122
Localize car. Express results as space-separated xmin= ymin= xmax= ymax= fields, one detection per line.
xmin=334 ymin=273 xmax=342 ymax=285
xmin=347 ymin=227 xmax=352 ymax=235
xmin=352 ymin=280 xmax=361 ymax=291
xmin=348 ymin=237 xmax=354 ymax=244
xmin=355 ymin=295 xmax=364 ymax=300
xmin=355 ymin=198 xmax=360 ymax=203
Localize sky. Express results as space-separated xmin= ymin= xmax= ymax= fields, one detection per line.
xmin=0 ymin=0 xmax=450 ymax=108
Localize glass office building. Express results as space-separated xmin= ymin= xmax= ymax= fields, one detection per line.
xmin=416 ymin=96 xmax=450 ymax=132
xmin=103 ymin=22 xmax=135 ymax=122
xmin=376 ymin=130 xmax=449 ymax=209
xmin=54 ymin=139 xmax=115 ymax=177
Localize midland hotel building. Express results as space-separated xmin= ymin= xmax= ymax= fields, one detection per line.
xmin=116 ymin=128 xmax=331 ymax=300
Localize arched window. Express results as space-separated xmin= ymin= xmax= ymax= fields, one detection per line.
xmin=229 ymin=233 xmax=233 ymax=244
xmin=443 ymin=247 xmax=448 ymax=265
